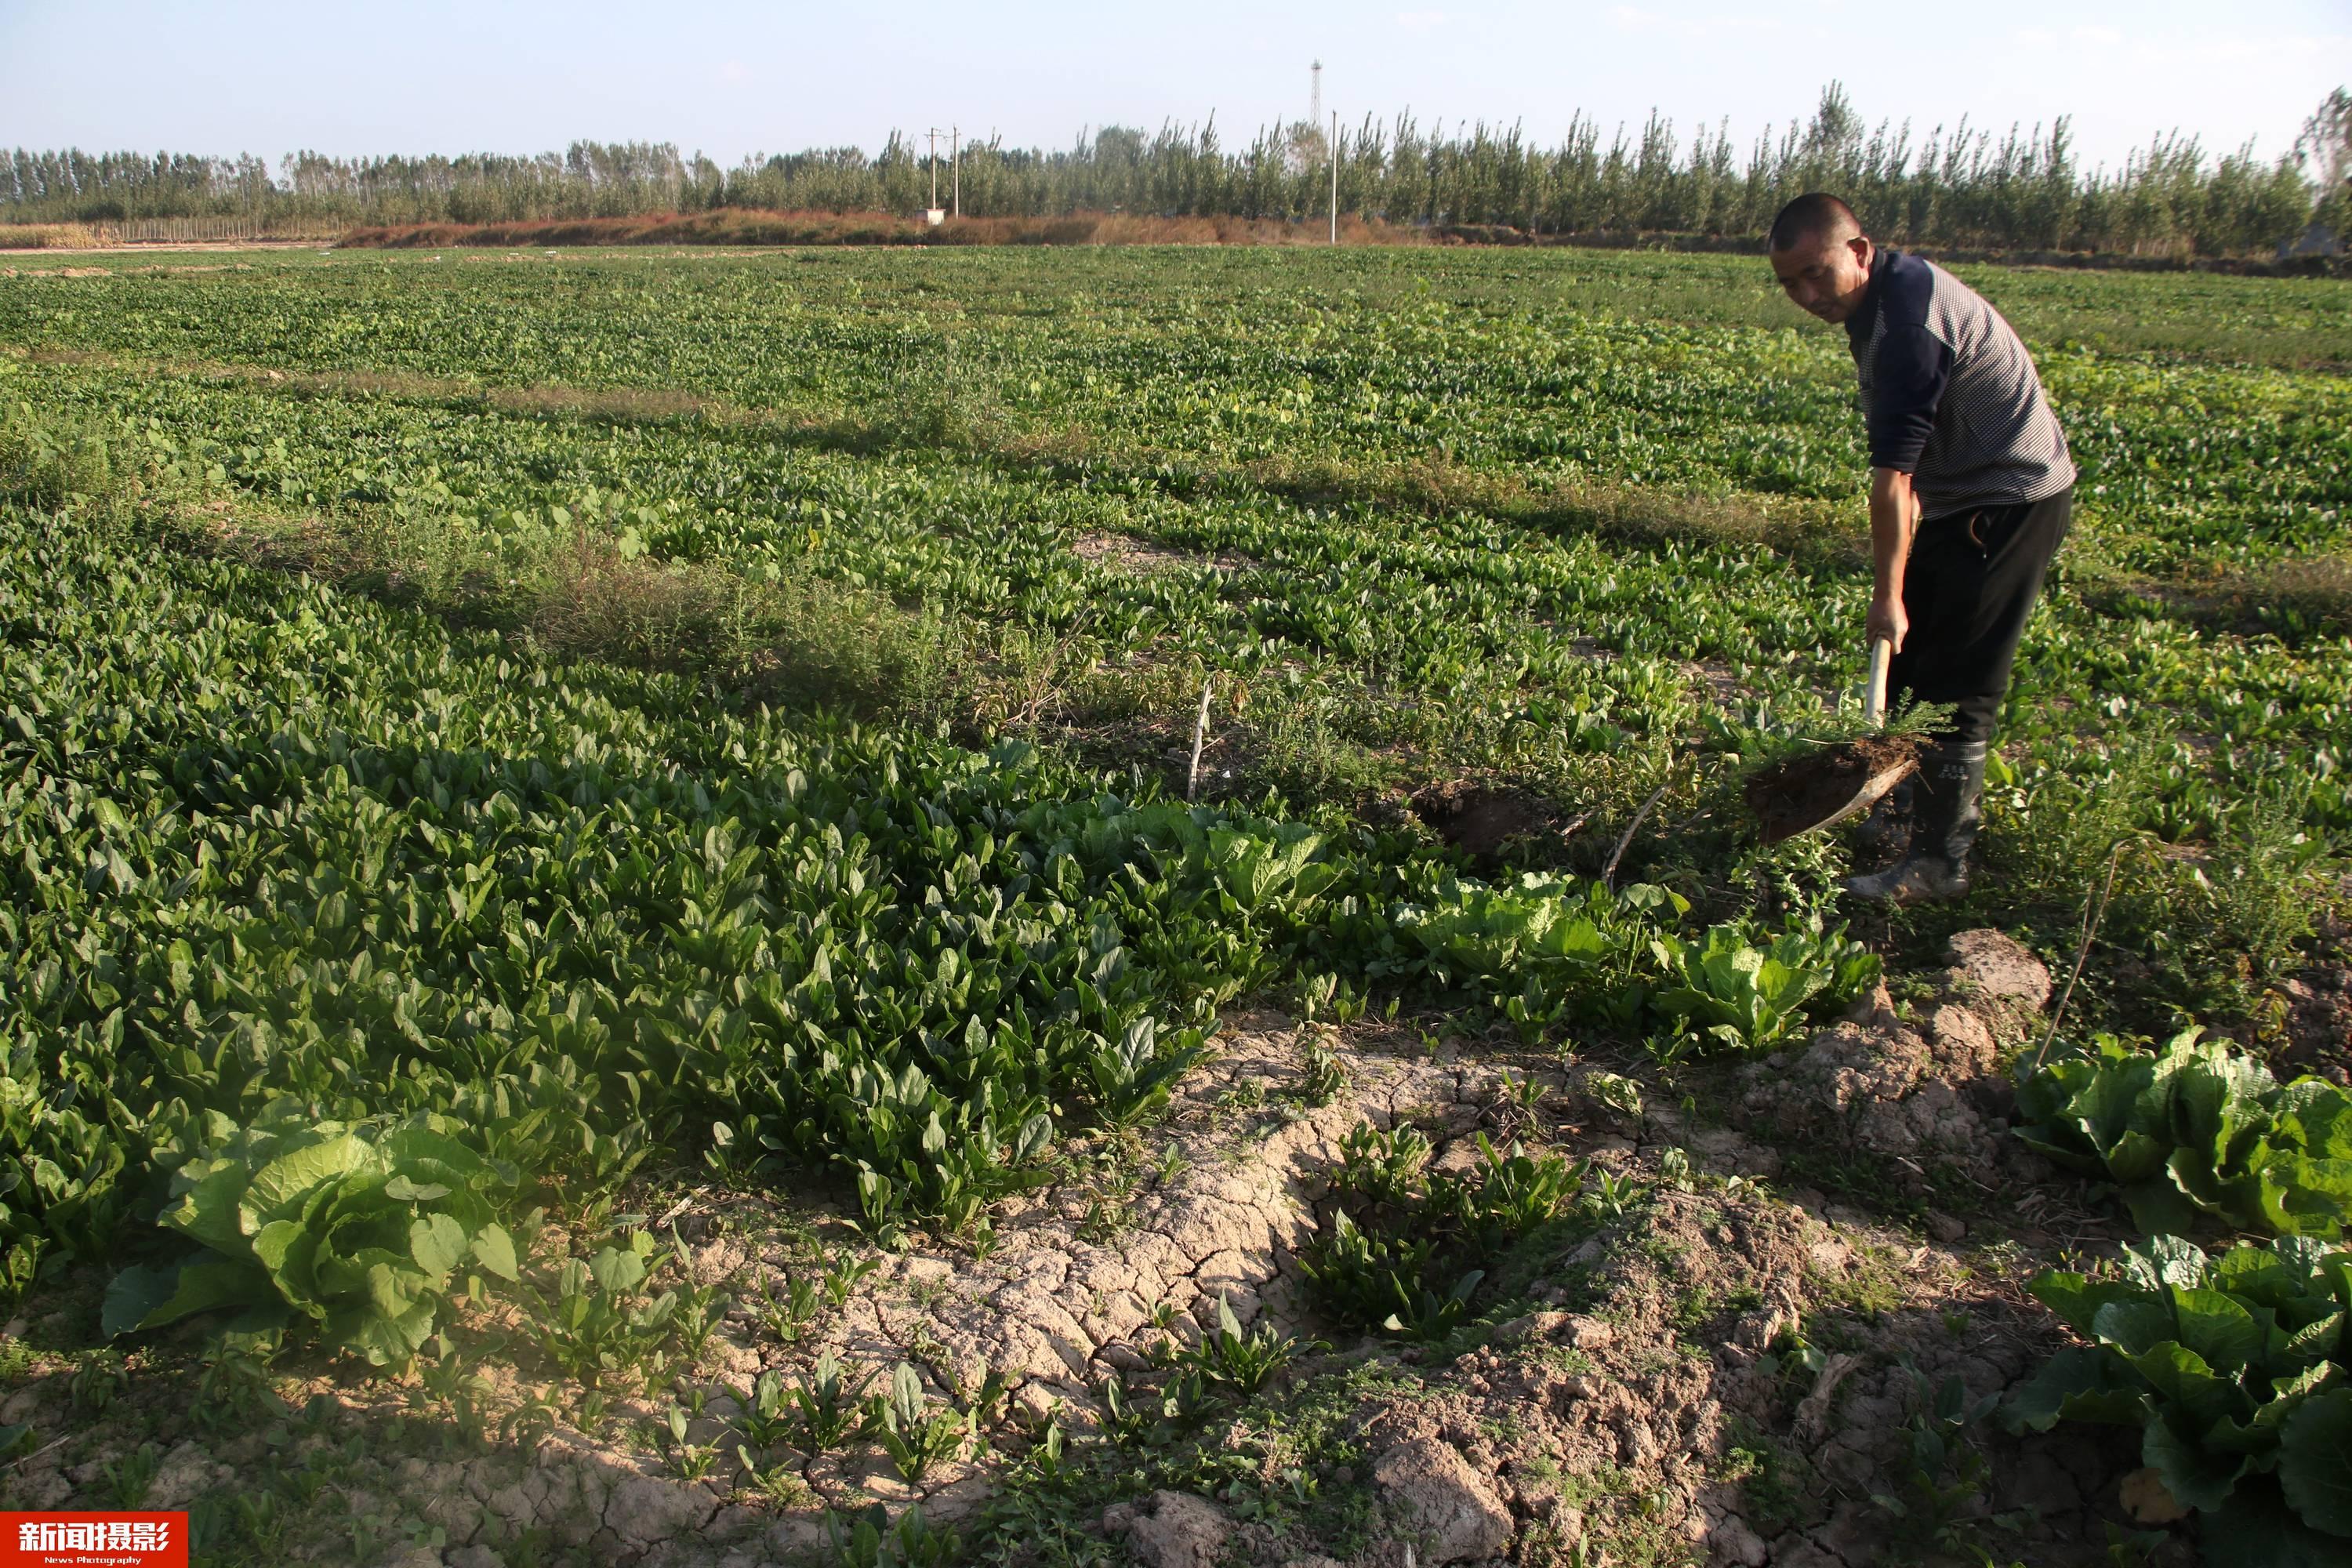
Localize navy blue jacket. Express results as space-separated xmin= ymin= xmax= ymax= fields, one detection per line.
xmin=1844 ymin=250 xmax=2074 ymax=516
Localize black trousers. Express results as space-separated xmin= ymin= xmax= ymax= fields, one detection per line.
xmin=1888 ymin=487 xmax=2071 ymax=748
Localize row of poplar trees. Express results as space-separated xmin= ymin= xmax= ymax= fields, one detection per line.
xmin=7 ymin=85 xmax=2346 ymax=258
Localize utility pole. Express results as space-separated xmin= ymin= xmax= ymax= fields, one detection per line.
xmin=952 ymin=125 xmax=960 ymax=218
xmin=924 ymin=128 xmax=951 ymax=223
xmin=1330 ymin=111 xmax=1340 ymax=244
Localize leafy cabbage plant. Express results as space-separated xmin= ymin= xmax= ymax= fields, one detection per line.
xmin=2014 ymin=1029 xmax=2352 ymax=1239
xmin=1649 ymin=922 xmax=1878 ymax=1053
xmin=1392 ymin=873 xmax=1628 ymax=978
xmin=2009 ymin=1235 xmax=2352 ymax=1563
xmin=1386 ymin=874 xmax=1682 ymax=1035
xmin=102 ymin=1109 xmax=521 ymax=1365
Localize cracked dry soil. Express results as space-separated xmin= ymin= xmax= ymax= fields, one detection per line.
xmin=1 ymin=930 xmax=2176 ymax=1566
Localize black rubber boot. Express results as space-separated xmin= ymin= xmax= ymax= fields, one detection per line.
xmin=1853 ymin=775 xmax=1914 ymax=862
xmin=1844 ymin=741 xmax=1986 ymax=906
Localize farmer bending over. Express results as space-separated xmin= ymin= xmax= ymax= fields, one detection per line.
xmin=1767 ymin=193 xmax=2075 ymax=905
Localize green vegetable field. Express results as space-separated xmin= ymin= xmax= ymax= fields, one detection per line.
xmin=0 ymin=243 xmax=2347 ymax=1567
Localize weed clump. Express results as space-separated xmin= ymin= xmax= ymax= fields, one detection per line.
xmin=0 ymin=400 xmax=140 ymax=522
xmin=1986 ymin=745 xmax=2325 ymax=1022
xmin=531 ymin=528 xmax=959 ymax=715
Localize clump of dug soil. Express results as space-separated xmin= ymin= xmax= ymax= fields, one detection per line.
xmin=1733 ymin=927 xmax=2057 ymax=1196
xmin=1744 ymin=735 xmax=1918 ymax=844
xmin=1410 ymin=780 xmax=1579 ymax=862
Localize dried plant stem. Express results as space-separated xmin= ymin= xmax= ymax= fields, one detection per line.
xmin=1185 ymin=673 xmax=1215 ymax=801
xmin=3 ymin=1432 xmax=73 ymax=1472
xmin=1604 ymin=781 xmax=1671 ymax=887
xmin=2035 ymin=837 xmax=2132 ymax=1069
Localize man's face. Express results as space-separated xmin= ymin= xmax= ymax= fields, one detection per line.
xmin=1769 ymin=230 xmax=1874 ymax=325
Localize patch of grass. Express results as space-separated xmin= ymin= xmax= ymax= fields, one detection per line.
xmin=200 ymin=495 xmax=989 ymax=724
xmin=1532 ymin=1461 xmax=1707 ymax=1568
xmin=1481 ymin=1198 xmax=1650 ymax=1313
xmin=902 ymin=1273 xmax=953 ymax=1313
xmin=1673 ymin=1278 xmax=1765 ymax=1334
xmin=1808 ymin=1238 xmax=1915 ymax=1325
xmin=2082 ymin=551 xmax=2352 ymax=646
xmin=1721 ymin=1421 xmax=1815 ymax=1535
xmin=973 ymin=1355 xmax=1416 ymax=1566
xmin=1971 ymin=744 xmax=2325 ymax=1029
xmin=1769 ymin=1138 xmax=1996 ymax=1225
xmin=1247 ymin=692 xmax=1407 ymax=802
xmin=1230 ymin=451 xmax=1853 ymax=566
xmin=2238 ymin=551 xmax=2352 ymax=639
xmin=1531 ymin=1343 xmax=1598 ymax=1377
xmin=0 ymin=1338 xmax=42 ymax=1382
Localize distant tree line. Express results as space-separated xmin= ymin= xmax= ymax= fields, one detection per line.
xmin=7 ymin=85 xmax=2347 ymax=257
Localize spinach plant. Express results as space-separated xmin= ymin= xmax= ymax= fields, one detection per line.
xmin=528 ymin=1230 xmax=683 ymax=1393
xmin=1298 ymin=1208 xmax=1474 ymax=1339
xmin=825 ymin=1501 xmax=958 ymax=1568
xmin=869 ymin=1363 xmax=967 ymax=1483
xmin=1303 ymin=1120 xmax=1602 ymax=1341
xmin=1430 ymin=1134 xmax=1592 ymax=1248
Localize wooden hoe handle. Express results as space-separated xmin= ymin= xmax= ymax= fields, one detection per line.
xmin=1865 ymin=637 xmax=1893 ymax=728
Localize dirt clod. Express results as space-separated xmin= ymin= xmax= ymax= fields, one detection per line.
xmin=1371 ymin=1436 xmax=1515 ymax=1564
xmin=1942 ymin=927 xmax=2055 ymax=1040
xmin=2270 ymin=964 xmax=2352 ymax=1083
xmin=1733 ymin=942 xmax=2053 ymax=1194
xmin=1104 ymin=1490 xmax=1233 ymax=1568
xmin=147 ymin=1439 xmax=232 ymax=1512
xmin=1737 ymin=1014 xmax=2002 ymax=1185
xmin=2121 ymin=1467 xmax=2191 ymax=1525
xmin=1744 ymin=735 xmax=1918 ymax=844
xmin=1410 ymin=779 xmax=1577 ymax=861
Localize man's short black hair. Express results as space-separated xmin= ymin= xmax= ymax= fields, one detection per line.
xmin=1767 ymin=192 xmax=1861 ymax=252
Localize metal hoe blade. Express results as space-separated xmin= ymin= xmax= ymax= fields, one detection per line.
xmin=1748 ymin=637 xmax=1918 ymax=844
xmin=1759 ymin=749 xmax=1917 ymax=844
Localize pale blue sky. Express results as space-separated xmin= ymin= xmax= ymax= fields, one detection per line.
xmin=2 ymin=1 xmax=2346 ymax=174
